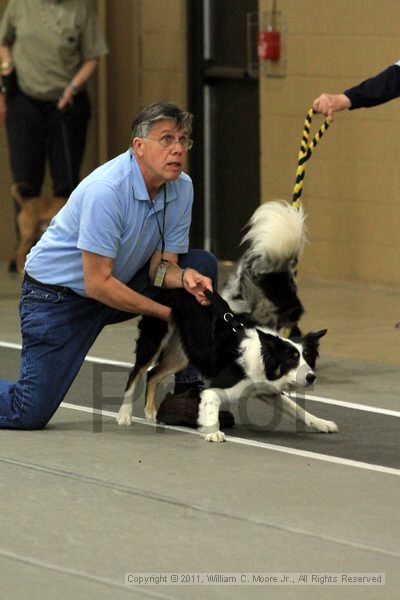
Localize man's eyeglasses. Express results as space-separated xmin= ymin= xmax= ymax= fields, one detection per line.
xmin=143 ymin=134 xmax=194 ymax=150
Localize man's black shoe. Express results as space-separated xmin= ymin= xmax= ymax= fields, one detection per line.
xmin=156 ymin=386 xmax=235 ymax=429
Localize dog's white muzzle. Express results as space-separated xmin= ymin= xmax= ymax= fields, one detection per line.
xmin=291 ymin=363 xmax=316 ymax=387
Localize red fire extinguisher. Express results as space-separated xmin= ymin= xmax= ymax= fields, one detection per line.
xmin=257 ymin=29 xmax=280 ymax=60
xmin=257 ymin=1 xmax=281 ymax=60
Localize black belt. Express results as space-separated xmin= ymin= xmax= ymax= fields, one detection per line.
xmin=24 ymin=272 xmax=78 ymax=296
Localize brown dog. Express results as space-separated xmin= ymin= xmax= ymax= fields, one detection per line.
xmin=11 ymin=183 xmax=66 ymax=273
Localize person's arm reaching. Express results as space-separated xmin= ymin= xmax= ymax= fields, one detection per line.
xmin=312 ymin=93 xmax=351 ymax=119
xmin=313 ymin=62 xmax=400 ymax=119
xmin=148 ymin=250 xmax=213 ymax=306
xmin=344 ymin=63 xmax=400 ymax=109
xmin=82 ymin=250 xmax=171 ymax=321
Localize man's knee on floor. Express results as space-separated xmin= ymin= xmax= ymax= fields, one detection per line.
xmin=13 ymin=408 xmax=51 ymax=431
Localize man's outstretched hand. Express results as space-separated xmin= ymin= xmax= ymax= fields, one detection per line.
xmin=182 ymin=268 xmax=213 ymax=305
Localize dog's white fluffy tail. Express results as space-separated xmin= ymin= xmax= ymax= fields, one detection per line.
xmin=241 ymin=200 xmax=306 ymax=271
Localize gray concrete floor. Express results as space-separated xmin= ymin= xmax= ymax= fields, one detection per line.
xmin=0 ymin=262 xmax=399 ymax=599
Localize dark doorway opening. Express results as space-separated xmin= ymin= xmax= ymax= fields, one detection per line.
xmin=188 ymin=0 xmax=260 ymax=261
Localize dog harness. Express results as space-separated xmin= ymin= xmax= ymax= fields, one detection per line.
xmin=204 ymin=289 xmax=244 ymax=333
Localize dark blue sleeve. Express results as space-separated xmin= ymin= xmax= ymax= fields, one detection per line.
xmin=344 ymin=63 xmax=400 ymax=109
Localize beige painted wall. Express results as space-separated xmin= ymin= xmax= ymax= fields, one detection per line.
xmin=6 ymin=0 xmax=397 ymax=288
xmin=105 ymin=0 xmax=187 ymax=158
xmin=259 ymin=0 xmax=400 ymax=287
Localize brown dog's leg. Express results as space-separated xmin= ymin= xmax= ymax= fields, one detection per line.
xmin=144 ymin=331 xmax=188 ymax=421
xmin=116 ymin=361 xmax=154 ymax=426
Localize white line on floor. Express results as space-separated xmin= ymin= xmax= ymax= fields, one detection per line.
xmin=0 ymin=341 xmax=135 ymax=368
xmin=2 ymin=340 xmax=399 ymax=418
xmin=0 ymin=548 xmax=174 ymax=599
xmin=62 ymin=402 xmax=400 ymax=478
xmin=0 ymin=341 xmax=22 ymax=351
xmin=1 ymin=340 xmax=398 ymax=476
xmin=303 ymin=394 xmax=400 ymax=418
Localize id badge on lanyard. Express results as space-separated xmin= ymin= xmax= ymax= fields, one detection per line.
xmin=153 ymin=184 xmax=168 ymax=287
xmin=154 ymin=260 xmax=167 ymax=287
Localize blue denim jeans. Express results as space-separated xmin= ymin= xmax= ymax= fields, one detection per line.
xmin=0 ymin=249 xmax=217 ymax=429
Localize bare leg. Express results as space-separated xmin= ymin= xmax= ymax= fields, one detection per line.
xmin=16 ymin=201 xmax=39 ymax=273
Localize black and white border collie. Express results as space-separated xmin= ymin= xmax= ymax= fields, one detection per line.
xmin=222 ymin=200 xmax=306 ymax=335
xmin=117 ymin=290 xmax=337 ymax=442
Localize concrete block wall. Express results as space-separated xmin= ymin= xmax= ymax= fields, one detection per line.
xmin=4 ymin=0 xmax=397 ymax=288
xmin=103 ymin=0 xmax=140 ymax=158
xmin=140 ymin=0 xmax=187 ymax=107
xmin=105 ymin=0 xmax=187 ymax=158
xmin=259 ymin=0 xmax=400 ymax=286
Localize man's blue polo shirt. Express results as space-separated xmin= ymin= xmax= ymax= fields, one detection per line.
xmin=25 ymin=150 xmax=193 ymax=296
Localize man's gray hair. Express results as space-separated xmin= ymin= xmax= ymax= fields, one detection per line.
xmin=131 ymin=102 xmax=193 ymax=139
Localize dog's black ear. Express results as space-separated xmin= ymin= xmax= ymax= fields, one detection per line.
xmin=257 ymin=330 xmax=281 ymax=380
xmin=257 ymin=329 xmax=291 ymax=359
xmin=256 ymin=329 xmax=281 ymax=354
xmin=311 ymin=329 xmax=328 ymax=340
xmin=257 ymin=329 xmax=300 ymax=380
xmin=301 ymin=329 xmax=328 ymax=369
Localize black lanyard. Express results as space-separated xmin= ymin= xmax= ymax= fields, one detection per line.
xmin=152 ymin=184 xmax=167 ymax=257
